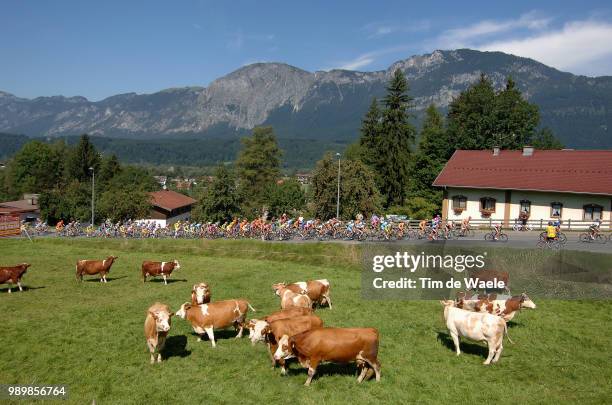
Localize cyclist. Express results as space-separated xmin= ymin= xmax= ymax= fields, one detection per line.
xmin=460 ymin=216 xmax=472 ymax=236
xmin=443 ymin=220 xmax=454 ymax=239
xmin=546 ymin=221 xmax=557 ymax=241
xmin=588 ymin=218 xmax=602 ymax=240
xmin=518 ymin=210 xmax=529 ymax=231
xmin=370 ymin=214 xmax=380 ymax=230
xmin=493 ymin=222 xmax=502 ymax=241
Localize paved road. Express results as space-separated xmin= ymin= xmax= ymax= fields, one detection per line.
xmin=285 ymin=231 xmax=612 ymax=254
xmin=11 ymin=230 xmax=612 ymax=254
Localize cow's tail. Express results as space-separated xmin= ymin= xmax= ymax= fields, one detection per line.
xmin=503 ymin=320 xmax=514 ymax=344
xmin=247 ymin=303 xmax=256 ymax=312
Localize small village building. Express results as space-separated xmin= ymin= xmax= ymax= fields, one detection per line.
xmin=144 ymin=190 xmax=196 ymax=227
xmin=433 ymin=148 xmax=612 ymax=229
xmin=0 ymin=194 xmax=40 ymax=222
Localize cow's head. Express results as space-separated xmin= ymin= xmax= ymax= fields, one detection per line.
xmin=520 ymin=293 xmax=537 ymax=309
xmin=273 ymin=334 xmax=294 ymax=360
xmin=107 ymin=256 xmax=118 ymax=262
xmin=19 ymin=263 xmax=31 ymax=273
xmin=248 ymin=319 xmax=270 ymax=346
xmin=175 ymin=302 xmax=192 ymax=319
xmin=192 ymin=283 xmax=209 ymax=304
xmin=272 ymin=282 xmax=286 ymax=296
xmin=149 ymin=310 xmax=173 ymax=333
xmin=173 ymin=260 xmax=181 ymax=270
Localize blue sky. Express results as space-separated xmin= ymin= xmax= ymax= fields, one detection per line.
xmin=1 ymin=0 xmax=612 ymax=100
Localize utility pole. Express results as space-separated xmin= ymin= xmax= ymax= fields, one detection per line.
xmin=89 ymin=167 xmax=95 ymax=226
xmin=336 ymin=153 xmax=341 ymax=219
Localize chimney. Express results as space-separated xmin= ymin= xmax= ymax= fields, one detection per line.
xmin=492 ymin=146 xmax=500 ymax=156
xmin=522 ymin=146 xmax=534 ymax=157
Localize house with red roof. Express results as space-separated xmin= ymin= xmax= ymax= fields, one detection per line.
xmin=143 ymin=190 xmax=197 ymax=226
xmin=433 ymin=147 xmax=612 ymax=228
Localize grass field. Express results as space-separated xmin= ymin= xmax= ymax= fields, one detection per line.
xmin=0 ymin=238 xmax=611 ymax=404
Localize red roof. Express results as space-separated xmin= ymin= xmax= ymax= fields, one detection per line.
xmin=433 ymin=150 xmax=612 ymax=195
xmin=149 ymin=190 xmax=196 ymax=211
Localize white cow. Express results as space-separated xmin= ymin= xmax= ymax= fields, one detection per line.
xmin=440 ymin=300 xmax=512 ymax=365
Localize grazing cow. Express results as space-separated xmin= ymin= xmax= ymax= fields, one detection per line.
xmin=0 ymin=263 xmax=31 ymax=293
xmin=456 ymin=292 xmax=536 ymax=321
xmin=144 ymin=302 xmax=173 ymax=364
xmin=272 ymin=284 xmax=312 ymax=310
xmin=76 ymin=256 xmax=118 ymax=282
xmin=274 ymin=327 xmax=381 ymax=386
xmin=258 ymin=315 xmax=323 ymax=374
xmin=141 ymin=260 xmax=181 ymax=284
xmin=175 ymin=299 xmax=256 ymax=347
xmin=191 ymin=282 xmax=211 ymax=304
xmin=468 ymin=269 xmax=510 ymax=294
xmin=247 ymin=307 xmax=313 ymax=344
xmin=273 ymin=280 xmax=332 ymax=308
xmin=440 ymin=300 xmax=512 ymax=365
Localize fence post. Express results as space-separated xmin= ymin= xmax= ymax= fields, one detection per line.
xmin=539 ymin=219 xmax=543 ymax=230
xmin=567 ymin=219 xmax=571 ymax=230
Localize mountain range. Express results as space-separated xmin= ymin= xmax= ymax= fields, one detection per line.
xmin=1 ymin=49 xmax=611 ymax=148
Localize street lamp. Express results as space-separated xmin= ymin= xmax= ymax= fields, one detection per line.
xmin=89 ymin=167 xmax=95 ymax=226
xmin=336 ymin=153 xmax=341 ymax=219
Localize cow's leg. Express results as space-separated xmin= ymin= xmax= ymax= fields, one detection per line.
xmin=267 ymin=343 xmax=276 ymax=366
xmin=372 ymin=360 xmax=381 ymax=382
xmin=492 ymin=338 xmax=503 ymax=363
xmin=7 ymin=284 xmax=12 ymax=293
xmin=279 ymin=358 xmax=288 ymax=375
xmin=304 ymin=358 xmax=319 ymax=386
xmin=147 ymin=342 xmax=155 ymax=364
xmin=450 ymin=331 xmax=461 ymax=355
xmin=324 ymin=294 xmax=332 ymax=309
xmin=357 ymin=366 xmax=368 ymax=383
xmin=483 ymin=341 xmax=496 ymax=365
xmin=162 ymin=274 xmax=167 ymax=285
xmin=235 ymin=322 xmax=244 ymax=338
xmin=204 ymin=327 xmax=216 ymax=347
xmin=157 ymin=353 xmax=162 ymax=363
xmin=104 ymin=274 xmax=108 ymax=283
xmin=17 ymin=280 xmax=23 ymax=292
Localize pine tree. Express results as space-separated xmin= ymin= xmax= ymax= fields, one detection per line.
xmin=446 ymin=74 xmax=496 ymax=155
xmin=409 ymin=105 xmax=447 ymax=200
xmin=378 ymin=69 xmax=416 ymax=207
xmin=194 ymin=165 xmax=240 ymax=223
xmin=65 ymin=134 xmax=100 ymax=182
xmin=359 ymin=97 xmax=382 ymax=168
xmin=236 ymin=126 xmax=282 ymax=214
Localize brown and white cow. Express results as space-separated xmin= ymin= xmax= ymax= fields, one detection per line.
xmin=191 ymin=282 xmax=211 ymax=305
xmin=274 ymin=327 xmax=381 ymax=386
xmin=141 ymin=260 xmax=180 ymax=284
xmin=456 ymin=292 xmax=536 ymax=321
xmin=441 ymin=300 xmax=512 ymax=365
xmin=247 ymin=307 xmax=313 ymax=345
xmin=175 ymin=299 xmax=255 ymax=347
xmin=273 ymin=279 xmax=332 ymax=309
xmin=76 ymin=256 xmax=118 ymax=282
xmin=0 ymin=263 xmax=31 ymax=293
xmin=272 ymin=284 xmax=312 ymax=310
xmin=144 ymin=302 xmax=173 ymax=364
xmin=258 ymin=315 xmax=323 ymax=374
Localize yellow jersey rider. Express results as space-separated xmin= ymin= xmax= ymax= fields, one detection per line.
xmin=546 ymin=221 xmax=557 ymax=240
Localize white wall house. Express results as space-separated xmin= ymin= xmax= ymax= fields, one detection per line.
xmin=433 ymin=148 xmax=612 ymax=229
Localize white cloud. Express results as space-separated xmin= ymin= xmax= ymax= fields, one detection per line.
xmin=477 ymin=20 xmax=612 ymax=74
xmin=327 ymin=45 xmax=413 ymax=71
xmin=363 ymin=20 xmax=431 ymax=39
xmin=437 ymin=11 xmax=551 ymax=48
xmin=192 ymin=23 xmax=202 ymax=30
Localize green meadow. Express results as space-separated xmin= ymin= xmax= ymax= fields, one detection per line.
xmin=0 ymin=238 xmax=610 ymax=404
